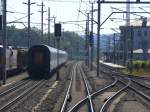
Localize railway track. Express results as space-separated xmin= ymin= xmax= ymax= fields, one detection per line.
xmin=60 ymin=63 xmax=76 ymax=112
xmin=60 ymin=62 xmax=129 ymax=112
xmin=60 ymin=62 xmax=88 ymax=112
xmin=99 ymin=64 xmax=150 ymax=111
xmin=0 ymin=79 xmax=31 ymax=97
xmin=68 ymin=73 xmax=130 ymax=112
xmin=60 ymin=61 xmax=149 ymax=112
xmin=0 ymin=79 xmax=46 ymax=112
xmin=107 ymin=69 xmax=150 ymax=100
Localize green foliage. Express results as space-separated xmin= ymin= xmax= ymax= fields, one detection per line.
xmin=141 ymin=61 xmax=147 ymax=69
xmin=133 ymin=61 xmax=140 ymax=71
xmin=131 ymin=60 xmax=150 ymax=71
xmin=147 ymin=61 xmax=150 ymax=70
xmin=0 ymin=26 xmax=85 ymax=60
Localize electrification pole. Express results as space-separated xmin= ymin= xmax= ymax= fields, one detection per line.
xmin=113 ymin=33 xmax=116 ymax=64
xmin=123 ymin=29 xmax=127 ymax=66
xmin=2 ymin=0 xmax=7 ymax=84
xmin=97 ymin=0 xmax=101 ymax=76
xmin=130 ymin=26 xmax=133 ymax=73
xmin=38 ymin=1 xmax=46 ymax=38
xmin=23 ymin=0 xmax=35 ymax=48
xmin=48 ymin=7 xmax=50 ymax=45
xmin=90 ymin=3 xmax=94 ymax=71
xmin=87 ymin=13 xmax=90 ymax=67
xmin=53 ymin=16 xmax=56 ymax=47
xmin=85 ymin=13 xmax=90 ymax=67
xmin=85 ymin=21 xmax=88 ymax=65
xmin=28 ymin=0 xmax=31 ymax=48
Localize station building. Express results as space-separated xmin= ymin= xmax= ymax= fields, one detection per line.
xmin=103 ymin=19 xmax=150 ymax=65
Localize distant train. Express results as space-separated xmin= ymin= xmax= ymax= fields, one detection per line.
xmin=27 ymin=45 xmax=68 ymax=78
xmin=0 ymin=45 xmax=28 ymax=79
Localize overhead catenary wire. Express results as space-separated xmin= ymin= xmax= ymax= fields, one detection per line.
xmin=44 ymin=0 xmax=90 ymax=3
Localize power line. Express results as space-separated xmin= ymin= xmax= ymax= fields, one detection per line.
xmin=44 ymin=0 xmax=89 ymax=3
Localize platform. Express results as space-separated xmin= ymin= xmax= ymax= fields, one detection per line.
xmin=99 ymin=61 xmax=126 ymax=69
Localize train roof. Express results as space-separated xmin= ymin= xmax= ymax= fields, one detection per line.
xmin=30 ymin=44 xmax=67 ymax=55
xmin=0 ymin=45 xmax=13 ymax=49
xmin=0 ymin=45 xmax=28 ymax=50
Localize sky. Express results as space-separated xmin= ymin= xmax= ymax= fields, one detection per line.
xmin=4 ymin=0 xmax=150 ymax=35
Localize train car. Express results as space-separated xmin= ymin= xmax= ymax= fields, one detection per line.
xmin=0 ymin=45 xmax=28 ymax=79
xmin=0 ymin=46 xmax=18 ymax=72
xmin=17 ymin=48 xmax=28 ymax=71
xmin=27 ymin=45 xmax=68 ymax=78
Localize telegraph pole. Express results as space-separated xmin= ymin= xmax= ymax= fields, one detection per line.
xmin=2 ymin=0 xmax=7 ymax=84
xmin=23 ymin=0 xmax=35 ymax=48
xmin=97 ymin=0 xmax=101 ymax=77
xmin=48 ymin=7 xmax=50 ymax=45
xmin=90 ymin=3 xmax=94 ymax=71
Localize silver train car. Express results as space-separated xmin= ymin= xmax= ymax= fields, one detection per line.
xmin=27 ymin=45 xmax=68 ymax=78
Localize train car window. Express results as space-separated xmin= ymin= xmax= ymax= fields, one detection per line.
xmin=34 ymin=52 xmax=43 ymax=65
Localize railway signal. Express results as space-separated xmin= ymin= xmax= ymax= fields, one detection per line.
xmin=55 ymin=23 xmax=61 ymax=37
xmin=55 ymin=23 xmax=62 ymax=80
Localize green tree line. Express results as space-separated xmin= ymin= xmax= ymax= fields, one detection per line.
xmin=0 ymin=25 xmax=85 ymax=60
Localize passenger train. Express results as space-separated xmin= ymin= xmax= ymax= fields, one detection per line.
xmin=27 ymin=45 xmax=68 ymax=78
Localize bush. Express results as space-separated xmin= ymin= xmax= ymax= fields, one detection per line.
xmin=147 ymin=61 xmax=150 ymax=70
xmin=141 ymin=61 xmax=147 ymax=70
xmin=129 ymin=60 xmax=150 ymax=71
xmin=133 ymin=62 xmax=140 ymax=71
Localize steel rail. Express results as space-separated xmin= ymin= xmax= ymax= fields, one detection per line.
xmin=99 ymin=78 xmax=131 ymax=112
xmin=111 ymin=73 xmax=150 ymax=102
xmin=60 ymin=63 xmax=77 ymax=112
xmin=131 ymin=79 xmax=150 ymax=89
xmin=117 ymin=74 xmax=150 ymax=101
xmin=101 ymin=64 xmax=150 ymax=102
xmin=0 ymin=79 xmax=31 ymax=97
xmin=0 ymin=80 xmax=45 ymax=111
xmin=68 ymin=79 xmax=118 ymax=112
xmin=78 ymin=63 xmax=94 ymax=112
xmin=68 ymin=62 xmax=118 ymax=112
